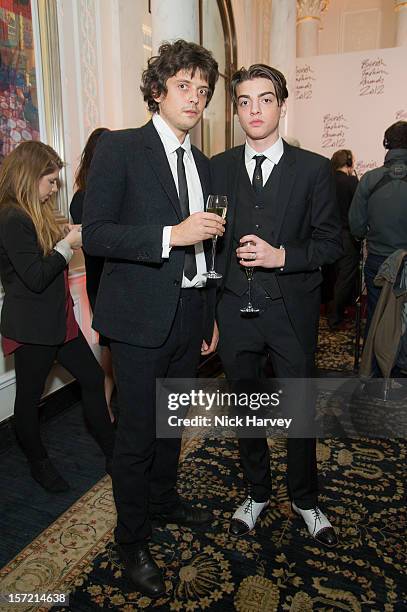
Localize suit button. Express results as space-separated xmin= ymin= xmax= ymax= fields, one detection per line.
xmin=173 ymin=280 xmax=180 ymax=286
xmin=255 ymin=205 xmax=259 ymax=209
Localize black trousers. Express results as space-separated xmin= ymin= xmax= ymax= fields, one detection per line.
xmin=328 ymin=230 xmax=360 ymax=326
xmin=13 ymin=329 xmax=114 ymax=462
xmin=110 ymin=290 xmax=205 ymax=546
xmin=217 ymin=291 xmax=318 ymax=509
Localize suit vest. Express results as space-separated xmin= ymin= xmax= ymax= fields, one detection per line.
xmin=225 ymin=157 xmax=283 ymax=299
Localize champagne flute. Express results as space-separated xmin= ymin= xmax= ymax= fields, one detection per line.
xmin=204 ymin=195 xmax=228 ymax=279
xmin=240 ymin=241 xmax=259 ymax=314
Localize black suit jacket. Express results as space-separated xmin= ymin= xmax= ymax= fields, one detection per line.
xmin=211 ymin=141 xmax=343 ymax=350
xmin=70 ymin=190 xmax=104 ymax=312
xmin=334 ymin=171 xmax=358 ymax=229
xmin=82 ymin=120 xmax=215 ymax=347
xmin=0 ymin=206 xmax=67 ymax=344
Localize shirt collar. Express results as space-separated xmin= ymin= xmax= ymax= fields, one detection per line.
xmin=245 ymin=136 xmax=284 ymax=166
xmin=153 ymin=113 xmax=192 ymax=158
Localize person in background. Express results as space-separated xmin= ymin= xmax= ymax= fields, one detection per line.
xmin=0 ymin=141 xmax=115 ymax=492
xmin=284 ymin=136 xmax=301 ymax=148
xmin=349 ymin=121 xmax=407 ymax=338
xmin=70 ymin=128 xmax=115 ymax=422
xmin=327 ymin=149 xmax=359 ymax=330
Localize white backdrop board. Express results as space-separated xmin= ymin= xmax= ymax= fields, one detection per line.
xmin=294 ymin=47 xmax=407 ymax=176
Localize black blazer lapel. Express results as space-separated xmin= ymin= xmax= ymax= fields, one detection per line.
xmin=141 ymin=121 xmax=182 ymax=221
xmin=213 ymin=146 xmax=245 ymax=286
xmin=272 ymin=141 xmax=296 ymax=242
xmin=192 ymin=148 xmax=210 ymax=204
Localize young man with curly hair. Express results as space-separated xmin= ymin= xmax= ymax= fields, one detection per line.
xmin=83 ymin=40 xmax=221 ymax=598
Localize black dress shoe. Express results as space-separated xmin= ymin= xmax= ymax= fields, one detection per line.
xmin=30 ymin=458 xmax=69 ymax=493
xmin=151 ymin=502 xmax=212 ymax=527
xmin=292 ymin=502 xmax=338 ymax=547
xmin=229 ymin=497 xmax=269 ymax=536
xmin=118 ymin=543 xmax=166 ymax=598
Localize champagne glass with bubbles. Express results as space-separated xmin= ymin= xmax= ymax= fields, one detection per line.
xmin=204 ymin=195 xmax=228 ymax=279
xmin=240 ymin=241 xmax=260 ymax=314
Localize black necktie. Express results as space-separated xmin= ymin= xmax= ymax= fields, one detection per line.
xmin=252 ymin=155 xmax=266 ymax=194
xmin=176 ymin=147 xmax=197 ymax=280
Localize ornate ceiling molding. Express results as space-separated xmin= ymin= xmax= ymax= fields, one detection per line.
xmin=394 ymin=0 xmax=407 ymax=12
xmin=296 ymin=0 xmax=330 ymax=24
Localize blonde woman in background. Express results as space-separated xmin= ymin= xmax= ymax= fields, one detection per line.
xmin=0 ymin=141 xmax=114 ymax=492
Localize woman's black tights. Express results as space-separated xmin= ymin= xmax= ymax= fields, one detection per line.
xmin=13 ymin=330 xmax=114 ymax=462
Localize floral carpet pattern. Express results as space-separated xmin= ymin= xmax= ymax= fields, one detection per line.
xmin=0 ymin=321 xmax=406 ymax=611
xmin=316 ymin=317 xmax=361 ymax=372
xmin=53 ymin=436 xmax=406 ymax=612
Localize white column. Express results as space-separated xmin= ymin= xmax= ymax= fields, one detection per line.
xmin=97 ymin=0 xmax=147 ymax=129
xmin=151 ymin=0 xmax=199 ymax=53
xmin=296 ymin=0 xmax=326 ymax=57
xmin=395 ymin=0 xmax=407 ymax=45
xmin=269 ymin=0 xmax=297 ymax=138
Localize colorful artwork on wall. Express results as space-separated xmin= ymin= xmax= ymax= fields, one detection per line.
xmin=0 ymin=0 xmax=40 ymax=163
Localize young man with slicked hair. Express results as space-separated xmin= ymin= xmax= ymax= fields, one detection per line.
xmin=211 ymin=64 xmax=342 ymax=547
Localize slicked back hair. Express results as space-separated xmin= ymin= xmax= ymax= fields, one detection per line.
xmin=231 ymin=64 xmax=288 ymax=108
xmin=141 ymin=39 xmax=219 ymax=114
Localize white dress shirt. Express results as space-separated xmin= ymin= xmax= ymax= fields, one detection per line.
xmin=245 ymin=137 xmax=284 ymax=185
xmin=244 ymin=136 xmax=285 ymax=269
xmin=153 ymin=113 xmax=207 ymax=288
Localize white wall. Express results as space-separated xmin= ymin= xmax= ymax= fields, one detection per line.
xmin=59 ymin=0 xmax=150 ymax=200
xmin=319 ymin=0 xmax=397 ymax=55
xmin=295 ymin=46 xmax=407 ymax=175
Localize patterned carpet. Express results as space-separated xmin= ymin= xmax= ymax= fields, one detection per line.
xmin=316 ymin=317 xmax=360 ymax=372
xmin=0 ymin=319 xmax=406 ymax=611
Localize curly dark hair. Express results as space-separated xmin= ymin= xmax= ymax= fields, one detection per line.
xmin=384 ymin=121 xmax=407 ymax=150
xmin=231 ymin=64 xmax=288 ymax=108
xmin=74 ymin=127 xmax=109 ymax=191
xmin=141 ymin=39 xmax=219 ymax=113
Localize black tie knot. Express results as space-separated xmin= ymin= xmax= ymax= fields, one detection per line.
xmin=253 ymin=155 xmax=266 ymax=169
xmin=252 ymin=155 xmax=266 ymax=193
xmin=176 ymin=147 xmax=185 ymax=161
